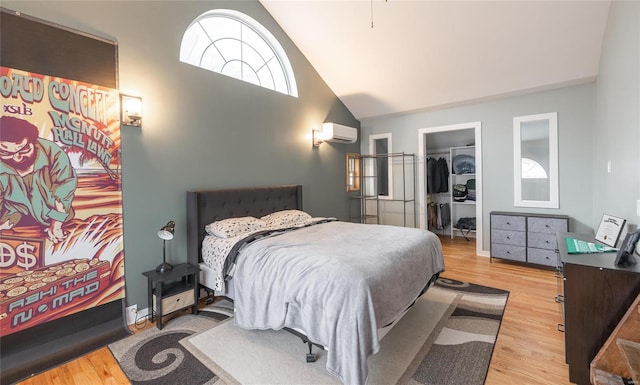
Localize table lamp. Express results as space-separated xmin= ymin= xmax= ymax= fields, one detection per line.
xmin=156 ymin=220 xmax=175 ymax=272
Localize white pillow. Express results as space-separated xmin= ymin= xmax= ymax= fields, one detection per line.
xmin=261 ymin=210 xmax=313 ymax=228
xmin=205 ymin=216 xmax=267 ymax=238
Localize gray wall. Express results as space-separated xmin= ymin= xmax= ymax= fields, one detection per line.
xmin=3 ymin=1 xmax=359 ymax=309
xmin=592 ymin=1 xmax=640 ymax=230
xmin=361 ymin=83 xmax=596 ymax=253
xmin=361 ymin=1 xmax=640 ymax=252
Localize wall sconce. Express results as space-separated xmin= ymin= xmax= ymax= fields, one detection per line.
xmin=312 ymin=128 xmax=324 ymax=147
xmin=313 ymin=122 xmax=358 ymax=147
xmin=120 ymin=94 xmax=142 ymax=127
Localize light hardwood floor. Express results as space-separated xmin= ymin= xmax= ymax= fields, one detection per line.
xmin=17 ymin=235 xmax=571 ymax=385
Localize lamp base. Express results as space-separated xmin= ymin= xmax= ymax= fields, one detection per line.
xmin=155 ymin=262 xmax=174 ymax=273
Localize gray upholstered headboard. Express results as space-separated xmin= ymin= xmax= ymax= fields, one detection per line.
xmin=186 ymin=185 xmax=303 ymax=265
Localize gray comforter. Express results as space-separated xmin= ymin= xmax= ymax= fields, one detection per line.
xmin=232 ymin=221 xmax=445 ymax=385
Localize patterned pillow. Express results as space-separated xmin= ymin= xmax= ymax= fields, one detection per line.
xmin=261 ymin=210 xmax=313 ymax=228
xmin=205 ymin=216 xmax=267 ymax=239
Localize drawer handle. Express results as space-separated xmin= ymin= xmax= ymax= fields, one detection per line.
xmin=506 ymin=236 xmax=510 ymax=239
xmin=175 ymin=298 xmax=181 ymax=302
xmin=506 ymin=251 xmax=511 ymax=254
xmin=506 ymin=221 xmax=510 ymax=225
xmin=545 ymin=224 xmax=550 ymax=228
xmin=545 ymin=240 xmax=550 ymax=244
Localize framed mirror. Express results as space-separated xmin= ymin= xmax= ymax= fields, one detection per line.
xmin=513 ymin=112 xmax=558 ymax=208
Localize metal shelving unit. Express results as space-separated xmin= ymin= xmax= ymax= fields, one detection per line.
xmin=348 ymin=152 xmax=416 ymax=227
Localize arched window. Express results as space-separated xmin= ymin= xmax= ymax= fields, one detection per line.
xmin=521 ymin=157 xmax=548 ymax=179
xmin=179 ymin=9 xmax=298 ymax=97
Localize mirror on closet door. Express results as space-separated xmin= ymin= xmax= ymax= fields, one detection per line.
xmin=513 ymin=112 xmax=559 ymax=208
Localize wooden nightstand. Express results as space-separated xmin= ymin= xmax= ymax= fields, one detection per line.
xmin=142 ymin=263 xmax=200 ymax=329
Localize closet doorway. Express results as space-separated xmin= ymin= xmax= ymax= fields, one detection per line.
xmin=417 ymin=122 xmax=486 ymax=256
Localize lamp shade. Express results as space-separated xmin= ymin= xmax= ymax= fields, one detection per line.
xmin=157 ymin=221 xmax=175 ymax=240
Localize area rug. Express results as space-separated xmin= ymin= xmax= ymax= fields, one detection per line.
xmin=108 ymin=300 xmax=232 ymax=385
xmin=183 ymin=278 xmax=509 ymax=385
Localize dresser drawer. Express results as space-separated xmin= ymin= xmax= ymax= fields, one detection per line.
xmin=491 ymin=243 xmax=526 ymax=262
xmin=528 ymin=217 xmax=568 ymax=234
xmin=527 ymin=247 xmax=558 ymax=267
xmin=491 ymin=229 xmax=526 ymax=246
xmin=491 ymin=214 xmax=526 ymax=232
xmin=153 ymin=289 xmax=195 ymax=316
xmin=490 ymin=211 xmax=570 ymax=268
xmin=528 ymin=232 xmax=559 ymax=250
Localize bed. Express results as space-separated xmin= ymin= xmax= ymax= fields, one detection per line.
xmin=186 ymin=185 xmax=445 ymax=385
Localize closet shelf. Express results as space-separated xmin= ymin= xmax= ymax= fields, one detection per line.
xmin=452 ymin=227 xmax=476 ymax=233
xmin=427 ymin=145 xmax=476 ymax=239
xmin=449 ymin=145 xmax=476 ymax=240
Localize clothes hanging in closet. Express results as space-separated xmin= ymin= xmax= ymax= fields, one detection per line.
xmin=427 ymin=157 xmax=437 ymax=194
xmin=426 ymin=157 xmax=449 ymax=194
xmin=427 ymin=202 xmax=450 ymax=230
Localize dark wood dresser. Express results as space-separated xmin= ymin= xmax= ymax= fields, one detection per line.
xmin=558 ymin=232 xmax=640 ymax=385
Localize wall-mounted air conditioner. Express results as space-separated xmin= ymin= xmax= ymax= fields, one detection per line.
xmin=321 ymin=123 xmax=358 ymax=144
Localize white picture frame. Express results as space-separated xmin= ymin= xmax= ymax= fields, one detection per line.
xmin=595 ymin=214 xmax=626 ymax=248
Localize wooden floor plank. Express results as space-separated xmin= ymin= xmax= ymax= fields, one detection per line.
xmin=439 ymin=236 xmax=570 ymax=385
xmin=15 ymin=235 xmax=571 ymax=385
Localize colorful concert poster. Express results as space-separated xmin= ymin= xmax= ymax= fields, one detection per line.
xmin=0 ymin=67 xmax=125 ymax=336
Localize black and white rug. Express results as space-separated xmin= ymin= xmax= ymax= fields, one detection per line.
xmin=111 ymin=280 xmax=508 ymax=385
xmin=185 ymin=278 xmax=508 ymax=385
xmin=108 ymin=300 xmax=232 ymax=385
xmin=401 ymin=278 xmax=509 ymax=385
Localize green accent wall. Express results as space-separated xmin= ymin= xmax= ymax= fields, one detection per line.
xmin=2 ymin=1 xmax=359 ymax=309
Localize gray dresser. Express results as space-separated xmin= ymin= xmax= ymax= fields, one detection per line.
xmin=490 ymin=211 xmax=569 ymax=267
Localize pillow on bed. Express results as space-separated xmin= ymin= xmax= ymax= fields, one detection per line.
xmin=205 ymin=216 xmax=267 ymax=238
xmin=261 ymin=209 xmax=313 ymax=228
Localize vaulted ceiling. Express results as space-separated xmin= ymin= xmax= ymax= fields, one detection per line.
xmin=261 ymin=1 xmax=611 ymax=120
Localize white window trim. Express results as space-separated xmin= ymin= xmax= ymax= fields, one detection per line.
xmin=368 ymin=133 xmax=393 ymax=200
xmin=180 ymin=9 xmax=298 ymax=97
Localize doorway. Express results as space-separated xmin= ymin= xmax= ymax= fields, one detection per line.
xmin=417 ymin=122 xmax=486 ymax=256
